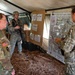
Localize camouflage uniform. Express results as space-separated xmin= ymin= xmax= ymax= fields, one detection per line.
xmin=62 ymin=25 xmax=75 ymax=75
xmin=0 ymin=30 xmax=13 ymax=75
xmin=8 ymin=19 xmax=24 ymax=56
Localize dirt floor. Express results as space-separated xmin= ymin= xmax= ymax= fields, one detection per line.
xmin=11 ymin=48 xmax=65 ymax=75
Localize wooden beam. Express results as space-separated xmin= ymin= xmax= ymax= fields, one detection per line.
xmin=46 ymin=5 xmax=75 ymax=11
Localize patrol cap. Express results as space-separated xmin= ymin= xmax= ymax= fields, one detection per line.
xmin=13 ymin=11 xmax=19 ymax=16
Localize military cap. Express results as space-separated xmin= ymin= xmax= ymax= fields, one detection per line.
xmin=13 ymin=11 xmax=19 ymax=16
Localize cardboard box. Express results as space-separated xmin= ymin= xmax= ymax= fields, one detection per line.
xmin=24 ymin=30 xmax=30 ymax=42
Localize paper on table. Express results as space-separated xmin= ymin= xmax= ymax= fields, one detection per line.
xmin=24 ymin=24 xmax=30 ymax=30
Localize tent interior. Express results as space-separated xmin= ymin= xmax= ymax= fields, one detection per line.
xmin=0 ymin=0 xmax=74 ymax=14
xmin=0 ymin=0 xmax=74 ymax=61
xmin=0 ymin=0 xmax=75 ymax=75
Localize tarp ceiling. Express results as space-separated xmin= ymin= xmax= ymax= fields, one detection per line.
xmin=0 ymin=0 xmax=75 ymax=15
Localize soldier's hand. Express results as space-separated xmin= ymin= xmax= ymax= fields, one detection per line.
xmin=2 ymin=42 xmax=8 ymax=47
xmin=14 ymin=26 xmax=20 ymax=29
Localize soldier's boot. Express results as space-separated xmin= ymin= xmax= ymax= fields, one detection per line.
xmin=19 ymin=52 xmax=29 ymax=60
xmin=3 ymin=68 xmax=15 ymax=75
xmin=4 ymin=70 xmax=11 ymax=75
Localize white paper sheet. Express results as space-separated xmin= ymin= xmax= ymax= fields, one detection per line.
xmin=32 ymin=14 xmax=37 ymax=21
xmin=30 ymin=33 xmax=34 ymax=40
xmin=34 ymin=35 xmax=41 ymax=42
xmin=37 ymin=14 xmax=42 ymax=21
xmin=32 ymin=24 xmax=38 ymax=31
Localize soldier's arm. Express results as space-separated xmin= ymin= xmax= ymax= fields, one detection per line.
xmin=19 ymin=20 xmax=24 ymax=30
xmin=71 ymin=26 xmax=75 ymax=39
xmin=1 ymin=34 xmax=10 ymax=45
xmin=62 ymin=27 xmax=75 ymax=53
xmin=8 ymin=20 xmax=15 ymax=32
xmin=0 ymin=31 xmax=10 ymax=48
xmin=0 ymin=31 xmax=11 ymax=56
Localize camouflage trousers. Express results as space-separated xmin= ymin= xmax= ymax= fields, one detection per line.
xmin=10 ymin=34 xmax=22 ymax=56
xmin=0 ymin=56 xmax=13 ymax=75
xmin=65 ymin=63 xmax=75 ymax=75
xmin=0 ymin=64 xmax=11 ymax=75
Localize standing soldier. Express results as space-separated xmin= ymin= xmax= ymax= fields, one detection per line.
xmin=0 ymin=13 xmax=15 ymax=75
xmin=8 ymin=11 xmax=24 ymax=56
xmin=62 ymin=7 xmax=75 ymax=75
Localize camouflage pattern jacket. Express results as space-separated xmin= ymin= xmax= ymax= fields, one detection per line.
xmin=0 ymin=30 xmax=10 ymax=60
xmin=8 ymin=19 xmax=23 ymax=35
xmin=63 ymin=25 xmax=75 ymax=63
xmin=8 ymin=19 xmax=25 ymax=41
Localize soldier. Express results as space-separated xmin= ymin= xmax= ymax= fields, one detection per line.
xmin=0 ymin=13 xmax=15 ymax=75
xmin=8 ymin=11 xmax=24 ymax=56
xmin=62 ymin=7 xmax=75 ymax=75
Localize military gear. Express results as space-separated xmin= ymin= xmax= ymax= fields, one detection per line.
xmin=62 ymin=26 xmax=75 ymax=53
xmin=0 ymin=30 xmax=13 ymax=75
xmin=8 ymin=18 xmax=24 ymax=56
xmin=12 ymin=19 xmax=23 ymax=38
xmin=62 ymin=25 xmax=75 ymax=75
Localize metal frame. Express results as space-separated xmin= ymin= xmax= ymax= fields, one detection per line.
xmin=45 ymin=5 xmax=75 ymax=11
xmin=4 ymin=0 xmax=31 ymax=14
xmin=0 ymin=9 xmax=12 ymax=15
